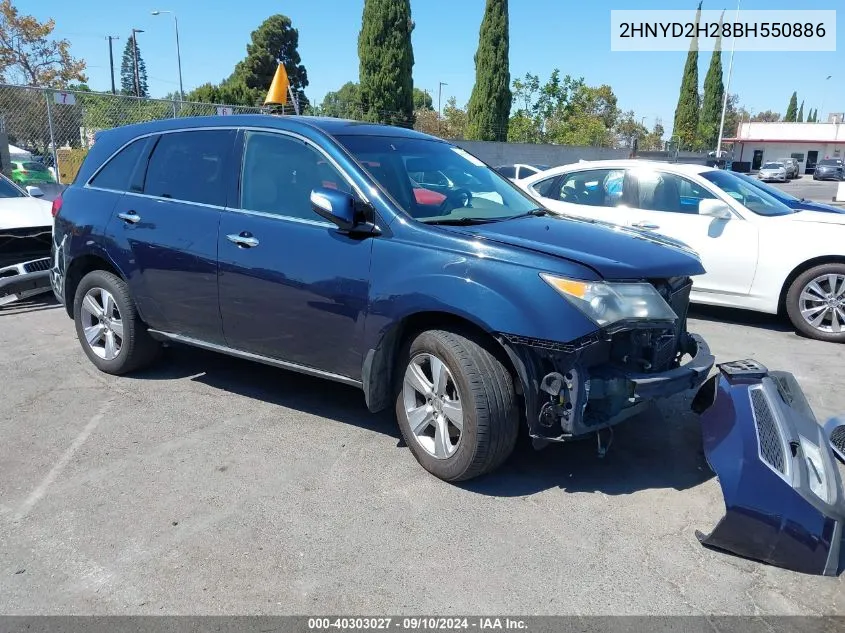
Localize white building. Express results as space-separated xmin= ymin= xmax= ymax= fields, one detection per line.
xmin=724 ymin=119 xmax=845 ymax=175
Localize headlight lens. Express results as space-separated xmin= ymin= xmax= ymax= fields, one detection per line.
xmin=540 ymin=274 xmax=678 ymax=327
xmin=799 ymin=435 xmax=831 ymax=503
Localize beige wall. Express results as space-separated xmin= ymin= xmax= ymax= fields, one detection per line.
xmin=735 ymin=142 xmax=843 ymax=172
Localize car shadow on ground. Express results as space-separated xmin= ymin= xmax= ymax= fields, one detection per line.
xmin=131 ymin=344 xmax=715 ymax=498
xmin=689 ymin=304 xmax=794 ymax=334
xmin=129 ymin=344 xmax=401 ymax=441
xmin=0 ymin=293 xmax=61 ymax=317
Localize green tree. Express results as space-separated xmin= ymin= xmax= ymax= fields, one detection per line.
xmin=752 ymin=110 xmax=781 ymax=122
xmin=358 ymin=0 xmax=415 ymax=126
xmin=809 ymin=108 xmax=817 ymax=123
xmin=466 ymin=0 xmax=511 ymax=141
xmin=698 ymin=11 xmax=724 ymax=151
xmin=413 ymin=87 xmax=433 ymax=111
xmin=0 ymin=0 xmax=87 ymax=87
xmin=642 ymin=122 xmax=666 ymax=151
xmin=721 ymin=93 xmax=743 ymax=138
xmin=798 ymin=100 xmax=804 ymax=122
xmin=320 ymin=81 xmax=363 ymax=119
xmin=784 ymin=91 xmax=798 ymax=121
xmin=120 ymin=35 xmax=148 ymax=96
xmin=672 ymin=1 xmax=702 ymax=150
xmin=442 ymin=97 xmax=468 ymax=138
xmin=616 ymin=110 xmax=649 ymax=149
xmin=229 ymin=14 xmax=309 ymax=110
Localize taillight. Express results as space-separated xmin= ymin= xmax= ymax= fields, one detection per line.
xmin=51 ymin=194 xmax=63 ymax=218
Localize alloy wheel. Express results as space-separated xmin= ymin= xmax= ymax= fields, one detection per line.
xmin=80 ymin=287 xmax=124 ymax=360
xmin=402 ymin=353 xmax=464 ymax=459
xmin=799 ymin=273 xmax=845 ymax=334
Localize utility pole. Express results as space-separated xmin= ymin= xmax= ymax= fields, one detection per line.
xmin=106 ymin=35 xmax=119 ymax=94
xmin=131 ymin=29 xmax=144 ymax=97
xmin=438 ymin=82 xmax=448 ymax=136
xmin=716 ymin=0 xmax=742 ymax=156
xmin=152 ymin=11 xmax=184 ymax=103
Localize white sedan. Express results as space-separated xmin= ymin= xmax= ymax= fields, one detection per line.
xmin=519 ymin=160 xmax=845 ymax=343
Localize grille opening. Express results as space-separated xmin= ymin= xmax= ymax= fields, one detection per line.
xmin=831 ymin=426 xmax=845 ymax=455
xmin=750 ymin=388 xmax=787 ymax=475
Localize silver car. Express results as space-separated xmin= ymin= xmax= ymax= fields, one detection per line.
xmin=776 ymin=157 xmax=800 ymax=179
xmin=758 ymin=161 xmax=788 ymax=182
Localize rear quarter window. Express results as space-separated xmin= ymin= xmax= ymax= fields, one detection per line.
xmin=89 ymin=137 xmax=150 ymax=192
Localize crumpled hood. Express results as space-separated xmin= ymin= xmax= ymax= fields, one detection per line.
xmin=443 ymin=214 xmax=706 ymax=280
xmin=0 ymin=196 xmax=53 ymax=231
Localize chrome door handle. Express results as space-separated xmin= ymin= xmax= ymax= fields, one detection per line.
xmin=227 ymin=233 xmax=259 ymax=248
xmin=117 ymin=211 xmax=141 ymax=224
xmin=632 ymin=221 xmax=660 ymax=230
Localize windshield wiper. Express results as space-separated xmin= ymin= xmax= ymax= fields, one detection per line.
xmin=508 ymin=208 xmax=549 ymax=219
xmin=423 ymin=216 xmax=500 ymax=226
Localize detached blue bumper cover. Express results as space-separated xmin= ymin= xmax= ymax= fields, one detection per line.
xmin=692 ymin=359 xmax=845 ymax=576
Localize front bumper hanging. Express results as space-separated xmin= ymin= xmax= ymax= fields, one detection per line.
xmin=692 ymin=359 xmax=845 ymax=577
xmin=0 ymin=257 xmax=52 ymax=307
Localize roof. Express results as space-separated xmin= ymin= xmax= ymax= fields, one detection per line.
xmin=98 ymin=114 xmax=440 ymax=143
xmin=725 ymin=138 xmax=845 ymax=144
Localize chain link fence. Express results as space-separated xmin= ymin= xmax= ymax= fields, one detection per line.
xmin=0 ymin=84 xmax=266 ymax=188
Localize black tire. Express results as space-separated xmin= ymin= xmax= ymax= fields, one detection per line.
xmin=73 ymin=269 xmax=160 ymax=374
xmin=785 ymin=263 xmax=845 ymax=343
xmin=394 ymin=329 xmax=519 ymax=482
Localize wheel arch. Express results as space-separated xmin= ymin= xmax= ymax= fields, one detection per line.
xmin=778 ymin=255 xmax=845 ymax=313
xmin=63 ymin=252 xmax=125 ymax=319
xmin=361 ymin=310 xmax=522 ymax=416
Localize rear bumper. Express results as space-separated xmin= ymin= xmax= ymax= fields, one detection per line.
xmin=0 ymin=258 xmax=52 ymax=306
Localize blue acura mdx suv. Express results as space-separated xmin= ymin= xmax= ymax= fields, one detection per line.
xmin=50 ymin=115 xmax=714 ymax=481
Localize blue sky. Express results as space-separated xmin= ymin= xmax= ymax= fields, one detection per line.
xmin=25 ymin=0 xmax=845 ymax=134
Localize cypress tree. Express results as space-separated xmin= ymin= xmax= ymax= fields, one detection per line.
xmin=672 ymin=1 xmax=702 ymax=150
xmin=785 ymin=91 xmax=798 ymax=122
xmin=797 ymin=100 xmax=804 ymax=122
xmin=358 ymin=0 xmax=415 ymax=126
xmin=697 ymin=10 xmax=724 ymax=151
xmin=466 ymin=0 xmax=512 ymax=141
xmin=120 ymin=35 xmax=148 ymax=97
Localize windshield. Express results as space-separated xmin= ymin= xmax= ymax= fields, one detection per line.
xmin=761 ymin=162 xmax=783 ymax=169
xmin=23 ymin=161 xmax=48 ymax=172
xmin=818 ymin=159 xmax=843 ymax=166
xmin=334 ymin=135 xmax=540 ymax=223
xmin=733 ymin=172 xmax=799 ymax=202
xmin=700 ymin=170 xmax=795 ymax=216
xmin=0 ymin=175 xmax=25 ymax=198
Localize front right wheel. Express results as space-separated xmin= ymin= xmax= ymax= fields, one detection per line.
xmin=785 ymin=263 xmax=845 ymax=343
xmin=395 ymin=329 xmax=519 ymax=482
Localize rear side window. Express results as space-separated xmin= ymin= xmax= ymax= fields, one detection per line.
xmin=142 ymin=130 xmax=234 ymax=206
xmin=497 ymin=166 xmax=516 ymax=178
xmin=90 ymin=138 xmax=149 ymax=192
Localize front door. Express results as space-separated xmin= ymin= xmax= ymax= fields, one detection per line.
xmin=807 ymin=150 xmax=819 ymax=174
xmin=620 ymin=167 xmax=759 ymax=296
xmin=217 ymin=130 xmax=374 ymax=380
xmin=108 ymin=129 xmax=236 ymax=344
xmin=752 ymin=150 xmax=764 ymax=171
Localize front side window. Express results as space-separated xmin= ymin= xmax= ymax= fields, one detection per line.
xmin=334 ymin=135 xmax=539 ymax=223
xmin=239 ymin=131 xmax=352 ymax=221
xmin=497 ymin=165 xmax=516 ymax=179
xmin=142 ymin=130 xmax=234 ymax=206
xmin=90 ymin=137 xmax=149 ymax=192
xmin=700 ymin=169 xmax=794 ymax=216
xmin=625 ymin=168 xmax=716 ymax=214
xmin=0 ymin=175 xmax=25 ymax=198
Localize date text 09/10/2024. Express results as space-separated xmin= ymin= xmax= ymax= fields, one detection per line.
xmin=307 ymin=617 xmax=528 ymax=630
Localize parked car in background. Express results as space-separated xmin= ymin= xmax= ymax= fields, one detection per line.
xmin=813 ymin=158 xmax=845 ymax=181
xmin=11 ymin=160 xmax=56 ymax=187
xmin=733 ymin=171 xmax=844 ymax=214
xmin=51 ymin=116 xmax=714 ymax=482
xmin=776 ymin=157 xmax=800 ymax=179
xmin=0 ymin=173 xmax=53 ymax=306
xmin=520 ymin=160 xmax=845 ymax=342
xmin=495 ymin=163 xmax=550 ymax=182
xmin=757 ymin=161 xmax=788 ymax=182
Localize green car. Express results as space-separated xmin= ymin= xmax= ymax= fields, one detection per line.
xmin=11 ymin=160 xmax=56 ymax=186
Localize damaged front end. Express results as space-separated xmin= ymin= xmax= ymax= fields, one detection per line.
xmin=500 ymin=276 xmax=714 ymax=450
xmin=692 ymin=359 xmax=845 ymax=577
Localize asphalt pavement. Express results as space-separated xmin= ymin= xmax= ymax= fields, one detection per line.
xmin=1 ymin=298 xmax=843 ymax=615
xmin=769 ymin=174 xmax=843 ymax=204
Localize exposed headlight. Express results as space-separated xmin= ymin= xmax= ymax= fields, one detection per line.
xmin=540 ymin=274 xmax=678 ymax=327
xmin=799 ymin=435 xmax=831 ymax=503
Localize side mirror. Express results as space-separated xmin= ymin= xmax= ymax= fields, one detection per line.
xmin=26 ymin=186 xmax=44 ymax=198
xmin=699 ymin=198 xmax=733 ymax=219
xmin=310 ymin=187 xmax=356 ymax=231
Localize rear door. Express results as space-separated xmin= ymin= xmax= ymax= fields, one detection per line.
xmin=527 ymin=167 xmax=628 ymax=224
xmin=108 ymin=128 xmax=236 ymax=343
